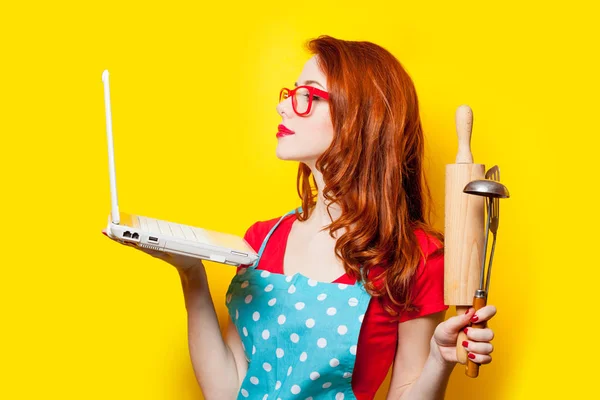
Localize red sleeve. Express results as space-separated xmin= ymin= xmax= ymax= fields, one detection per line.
xmin=398 ymin=232 xmax=449 ymax=322
xmin=236 ymin=222 xmax=261 ymax=273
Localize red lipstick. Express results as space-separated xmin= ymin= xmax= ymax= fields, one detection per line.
xmin=277 ymin=124 xmax=295 ymax=138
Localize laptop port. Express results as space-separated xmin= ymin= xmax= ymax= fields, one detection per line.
xmin=149 ymin=236 xmax=158 ymax=243
xmin=132 ymin=232 xmax=139 ymax=240
xmin=123 ymin=231 xmax=132 ymax=238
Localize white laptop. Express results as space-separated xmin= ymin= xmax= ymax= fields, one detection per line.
xmin=101 ymin=70 xmax=258 ymax=267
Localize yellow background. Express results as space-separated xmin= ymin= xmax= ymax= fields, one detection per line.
xmin=1 ymin=1 xmax=597 ymax=399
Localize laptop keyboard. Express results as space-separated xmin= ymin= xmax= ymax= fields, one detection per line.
xmin=136 ymin=215 xmax=211 ymax=244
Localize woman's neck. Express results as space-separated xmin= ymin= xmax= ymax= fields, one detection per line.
xmin=303 ymin=164 xmax=343 ymax=236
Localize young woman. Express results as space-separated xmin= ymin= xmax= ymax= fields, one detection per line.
xmin=113 ymin=35 xmax=497 ymax=400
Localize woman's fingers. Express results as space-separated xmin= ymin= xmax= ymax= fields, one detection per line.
xmin=467 ymin=352 xmax=493 ymax=365
xmin=463 ymin=326 xmax=495 ymax=363
xmin=464 ymin=326 xmax=495 ymax=342
xmin=462 ymin=340 xmax=493 ymax=355
xmin=102 ymin=230 xmax=204 ymax=270
xmin=470 ymin=305 xmax=497 ymax=324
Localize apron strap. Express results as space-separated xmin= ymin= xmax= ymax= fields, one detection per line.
xmin=250 ymin=207 xmax=301 ymax=269
xmin=249 ymin=206 xmax=367 ymax=290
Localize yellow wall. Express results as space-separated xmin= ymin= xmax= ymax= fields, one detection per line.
xmin=1 ymin=1 xmax=596 ymax=399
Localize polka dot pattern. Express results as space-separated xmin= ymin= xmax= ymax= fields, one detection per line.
xmin=224 ymin=209 xmax=371 ymax=400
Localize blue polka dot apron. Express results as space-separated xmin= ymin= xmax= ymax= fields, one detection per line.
xmin=226 ymin=208 xmax=372 ymax=400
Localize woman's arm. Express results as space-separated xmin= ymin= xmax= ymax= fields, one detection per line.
xmin=387 ymin=306 xmax=496 ymax=400
xmin=179 ymin=267 xmax=248 ymax=399
xmin=386 ymin=311 xmax=453 ymax=400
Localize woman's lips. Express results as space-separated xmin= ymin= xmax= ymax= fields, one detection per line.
xmin=277 ymin=124 xmax=295 ymax=138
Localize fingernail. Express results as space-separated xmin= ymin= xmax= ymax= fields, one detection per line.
xmin=462 ymin=341 xmax=469 ymax=348
xmin=463 ymin=328 xmax=468 ymax=335
xmin=101 ymin=230 xmax=107 ymax=237
xmin=470 ymin=315 xmax=479 ymax=322
xmin=468 ymin=353 xmax=476 ymax=360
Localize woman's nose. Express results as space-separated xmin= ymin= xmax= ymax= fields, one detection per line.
xmin=276 ymin=95 xmax=293 ymax=116
xmin=276 ymin=102 xmax=287 ymax=116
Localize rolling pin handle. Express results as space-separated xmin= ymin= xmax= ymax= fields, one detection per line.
xmin=455 ymin=105 xmax=474 ymax=164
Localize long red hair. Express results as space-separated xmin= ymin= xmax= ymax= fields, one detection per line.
xmin=295 ymin=35 xmax=444 ymax=318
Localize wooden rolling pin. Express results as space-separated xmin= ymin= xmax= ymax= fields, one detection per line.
xmin=444 ymin=105 xmax=486 ymax=376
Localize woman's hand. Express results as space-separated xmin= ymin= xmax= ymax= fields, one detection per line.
xmin=430 ymin=305 xmax=497 ymax=365
xmin=101 ymin=229 xmax=205 ymax=274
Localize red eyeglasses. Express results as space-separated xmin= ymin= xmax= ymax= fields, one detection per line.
xmin=279 ymin=86 xmax=330 ymax=116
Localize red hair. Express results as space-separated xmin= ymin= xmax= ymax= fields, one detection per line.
xmin=295 ymin=35 xmax=444 ymax=318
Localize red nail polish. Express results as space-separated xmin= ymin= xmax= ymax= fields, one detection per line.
xmin=470 ymin=315 xmax=479 ymax=322
xmin=463 ymin=328 xmax=468 ymax=335
xmin=464 ymin=309 xmax=469 ymax=314
xmin=462 ymin=341 xmax=468 ymax=348
xmin=468 ymin=353 xmax=476 ymax=360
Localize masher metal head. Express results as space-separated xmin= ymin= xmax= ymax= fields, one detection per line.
xmin=462 ymin=178 xmax=510 ymax=299
xmin=463 ymin=179 xmax=510 ymax=199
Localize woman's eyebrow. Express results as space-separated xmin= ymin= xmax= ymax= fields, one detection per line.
xmin=294 ymin=80 xmax=326 ymax=90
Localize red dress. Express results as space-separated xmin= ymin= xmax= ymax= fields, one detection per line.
xmin=237 ymin=213 xmax=448 ymax=399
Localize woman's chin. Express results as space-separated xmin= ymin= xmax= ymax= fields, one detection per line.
xmin=275 ymin=151 xmax=300 ymax=162
xmin=275 ymin=151 xmax=313 ymax=165
xmin=275 ymin=146 xmax=300 ymax=161
xmin=276 ymin=143 xmax=321 ymax=165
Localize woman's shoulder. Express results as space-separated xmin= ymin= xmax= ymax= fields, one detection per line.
xmin=413 ymin=228 xmax=443 ymax=258
xmin=242 ymin=213 xmax=295 ymax=251
xmin=382 ymin=228 xmax=447 ymax=321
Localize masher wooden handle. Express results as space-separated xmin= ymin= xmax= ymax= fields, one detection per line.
xmin=466 ymin=295 xmax=487 ymax=378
